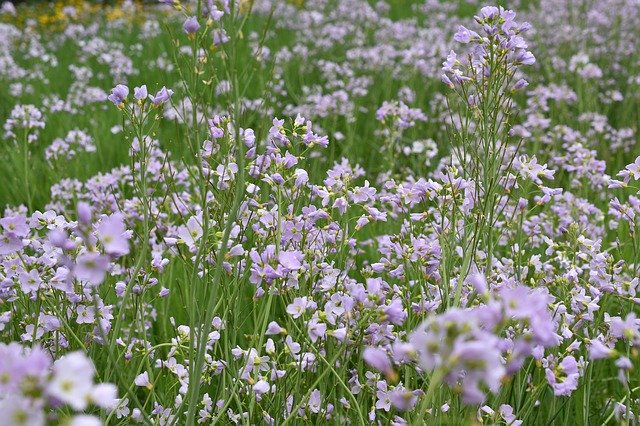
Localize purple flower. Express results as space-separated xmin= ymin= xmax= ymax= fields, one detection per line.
xmin=0 ymin=231 xmax=22 ymax=255
xmin=253 ymin=379 xmax=270 ymax=395
xmin=134 ymin=85 xmax=148 ymax=101
xmin=75 ymin=252 xmax=110 ymax=286
xmin=47 ymin=351 xmax=96 ymax=410
xmin=95 ymin=213 xmax=129 ymax=256
xmin=545 ymin=356 xmax=580 ymax=396
xmin=375 ymin=381 xmax=391 ymax=411
xmin=135 ymin=371 xmax=152 ymax=389
xmin=307 ymin=318 xmax=327 ymax=342
xmin=266 ymin=321 xmax=284 ymax=335
xmin=0 ymin=215 xmax=29 ymax=237
xmin=107 ymin=84 xmax=129 ymax=108
xmin=454 ymin=25 xmax=480 ymax=43
xmin=363 ymin=347 xmax=392 ymax=375
xmin=77 ymin=202 xmax=92 ymax=226
xmin=513 ymin=78 xmax=529 ymax=91
xmin=610 ymin=313 xmax=640 ymax=344
xmin=588 ymin=339 xmax=614 ymax=360
xmin=409 ymin=308 xmax=505 ymax=404
xmin=18 ymin=270 xmax=42 ymax=293
xmin=516 ymin=50 xmax=536 ymax=65
xmin=150 ymin=86 xmax=174 ymax=106
xmin=279 ymin=250 xmax=303 ymax=271
xmin=388 ymin=386 xmax=420 ymax=411
xmin=183 ymin=16 xmax=200 ymax=34
xmin=0 ymin=396 xmax=45 ymax=425
xmin=286 ymin=297 xmax=308 ymax=318
xmin=76 ymin=305 xmax=96 ymax=324
xmin=308 ymin=389 xmax=321 ymax=414
xmin=479 ymin=6 xmax=500 ymax=20
xmin=382 ymin=298 xmax=406 ymax=325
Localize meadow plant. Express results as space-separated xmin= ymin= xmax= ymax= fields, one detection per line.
xmin=0 ymin=0 xmax=640 ymax=425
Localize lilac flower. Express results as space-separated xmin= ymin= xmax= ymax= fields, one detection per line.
xmin=253 ymin=379 xmax=270 ymax=395
xmin=451 ymin=340 xmax=505 ymax=404
xmin=68 ymin=415 xmax=102 ymax=426
xmin=18 ymin=269 xmax=42 ymax=293
xmin=0 ymin=396 xmax=45 ymax=425
xmin=588 ymin=339 xmax=614 ymax=360
xmin=609 ymin=313 xmax=640 ymax=344
xmin=0 ymin=230 xmax=22 ymax=255
xmin=499 ymin=405 xmax=522 ymax=426
xmin=381 ymin=298 xmax=406 ymax=325
xmin=307 ymin=318 xmax=327 ymax=342
xmin=389 ymin=386 xmax=420 ymax=411
xmin=77 ymin=202 xmax=92 ymax=226
xmin=76 ymin=305 xmax=95 ymax=324
xmin=96 ymin=213 xmax=129 ymax=256
xmin=545 ymin=356 xmax=580 ymax=396
xmin=308 ymin=389 xmax=321 ymax=414
xmin=75 ymin=252 xmax=110 ymax=286
xmin=454 ymin=26 xmax=480 ymax=43
xmin=176 ymin=214 xmax=203 ymax=252
xmin=135 ymin=371 xmax=152 ymax=389
xmin=0 ymin=215 xmax=29 ymax=237
xmin=3 ymin=104 xmax=45 ymax=140
xmin=107 ymin=84 xmax=129 ymax=108
xmin=375 ymin=381 xmax=392 ymax=411
xmin=183 ymin=16 xmax=200 ymax=34
xmin=134 ymin=85 xmax=148 ymax=101
xmin=150 ymin=86 xmax=174 ymax=106
xmin=47 ymin=352 xmax=97 ymax=410
xmin=363 ymin=347 xmax=393 ymax=375
xmin=409 ymin=308 xmax=506 ymax=404
xmin=266 ymin=321 xmax=284 ymax=335
xmin=0 ymin=343 xmax=50 ymax=395
xmin=286 ymin=297 xmax=308 ymax=318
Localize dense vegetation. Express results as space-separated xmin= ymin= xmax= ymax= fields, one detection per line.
xmin=1 ymin=0 xmax=639 ymax=424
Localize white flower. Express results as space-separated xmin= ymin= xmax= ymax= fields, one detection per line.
xmin=68 ymin=415 xmax=101 ymax=426
xmin=47 ymin=351 xmax=95 ymax=410
xmin=134 ymin=371 xmax=152 ymax=389
xmin=0 ymin=395 xmax=45 ymax=426
xmin=89 ymin=383 xmax=118 ymax=409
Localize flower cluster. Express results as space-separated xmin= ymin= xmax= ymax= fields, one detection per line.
xmin=0 ymin=343 xmax=117 ymax=425
xmin=443 ymin=6 xmax=534 ymax=89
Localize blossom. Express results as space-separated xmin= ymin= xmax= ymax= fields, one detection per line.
xmin=409 ymin=308 xmax=506 ymax=404
xmin=363 ymin=347 xmax=392 ymax=375
xmin=96 ymin=213 xmax=130 ymax=256
xmin=609 ymin=313 xmax=640 ymax=345
xmin=135 ymin=371 xmax=152 ymax=389
xmin=0 ymin=395 xmax=45 ymax=426
xmin=134 ymin=85 xmax=148 ymax=101
xmin=75 ymin=252 xmax=110 ymax=286
xmin=107 ymin=84 xmax=129 ymax=107
xmin=150 ymin=86 xmax=174 ymax=106
xmin=308 ymin=389 xmax=322 ymax=413
xmin=279 ymin=250 xmax=303 ymax=271
xmin=307 ymin=318 xmax=327 ymax=342
xmin=286 ymin=297 xmax=309 ymax=319
xmin=68 ymin=415 xmax=102 ymax=426
xmin=47 ymin=352 xmax=96 ymax=410
xmin=176 ymin=214 xmax=203 ymax=252
xmin=183 ymin=16 xmax=200 ymax=34
xmin=545 ymin=356 xmax=580 ymax=396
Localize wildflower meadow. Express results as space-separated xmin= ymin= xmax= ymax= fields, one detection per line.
xmin=1 ymin=0 xmax=640 ymax=424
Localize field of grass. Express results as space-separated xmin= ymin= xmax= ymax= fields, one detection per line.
xmin=1 ymin=0 xmax=640 ymax=424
